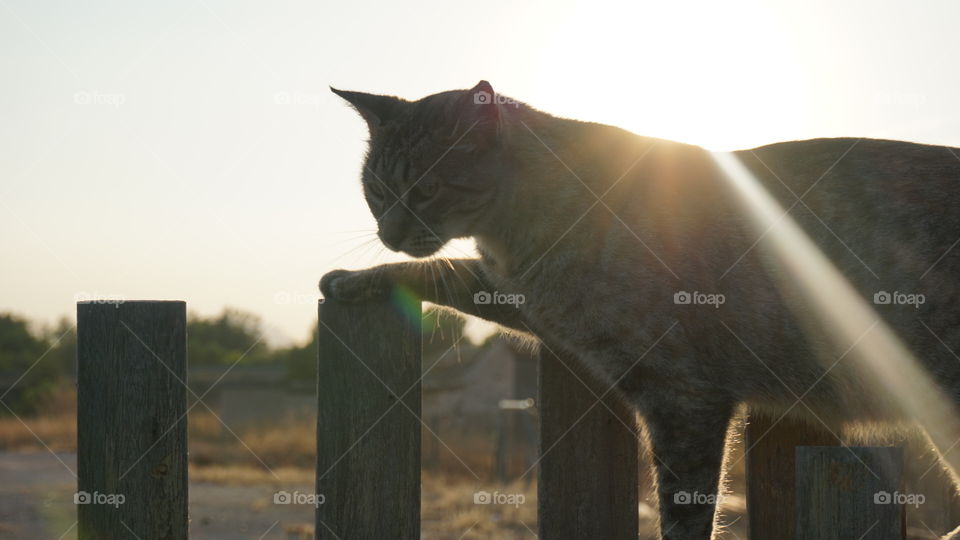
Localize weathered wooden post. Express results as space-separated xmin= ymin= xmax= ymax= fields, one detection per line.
xmin=746 ymin=412 xmax=905 ymax=539
xmin=538 ymin=345 xmax=639 ymax=539
xmin=795 ymin=446 xmax=904 ymax=539
xmin=316 ymin=297 xmax=422 ymax=539
xmin=745 ymin=413 xmax=840 ymax=539
xmin=77 ymin=300 xmax=188 ymax=540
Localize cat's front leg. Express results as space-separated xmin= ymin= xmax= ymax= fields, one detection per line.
xmin=320 ymin=267 xmax=393 ymax=303
xmin=636 ymin=393 xmax=734 ymax=540
xmin=320 ymin=259 xmax=528 ymax=331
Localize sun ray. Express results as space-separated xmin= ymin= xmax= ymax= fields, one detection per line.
xmin=713 ymin=151 xmax=960 ymax=474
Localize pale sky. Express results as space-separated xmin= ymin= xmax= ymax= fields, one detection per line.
xmin=2 ymin=0 xmax=958 ymax=345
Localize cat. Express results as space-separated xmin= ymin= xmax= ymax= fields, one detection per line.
xmin=320 ymin=80 xmax=960 ymax=539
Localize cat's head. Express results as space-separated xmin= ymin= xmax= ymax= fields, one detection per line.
xmin=332 ymin=81 xmax=508 ymax=257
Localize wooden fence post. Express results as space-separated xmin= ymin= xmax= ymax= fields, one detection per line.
xmin=538 ymin=345 xmax=639 ymax=540
xmin=746 ymin=412 xmax=905 ymax=539
xmin=316 ymin=298 xmax=422 ymax=539
xmin=77 ymin=301 xmax=188 ymax=540
xmin=796 ymin=446 xmax=904 ymax=539
xmin=745 ymin=412 xmax=840 ymax=539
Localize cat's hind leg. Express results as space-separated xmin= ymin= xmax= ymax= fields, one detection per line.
xmin=636 ymin=393 xmax=734 ymax=540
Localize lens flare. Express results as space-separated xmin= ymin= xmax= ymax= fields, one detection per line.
xmin=391 ymin=284 xmax=423 ymax=329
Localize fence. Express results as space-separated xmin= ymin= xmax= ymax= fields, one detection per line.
xmin=76 ymin=299 xmax=909 ymax=539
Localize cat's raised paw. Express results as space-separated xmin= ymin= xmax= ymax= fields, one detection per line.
xmin=319 ymin=269 xmax=387 ymax=303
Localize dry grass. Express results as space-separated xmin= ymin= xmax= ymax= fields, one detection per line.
xmin=422 ymin=475 xmax=538 ymax=539
xmin=0 ymin=384 xmax=76 ymax=452
xmin=0 ymin=411 xmax=76 ymax=452
xmin=188 ymin=410 xmax=316 ymax=469
xmin=186 ymin=410 xmax=542 ymax=538
xmin=188 ymin=463 xmax=313 ymax=485
xmin=0 ymin=393 xmax=318 ymax=471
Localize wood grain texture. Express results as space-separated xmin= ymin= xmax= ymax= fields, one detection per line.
xmin=77 ymin=301 xmax=188 ymax=540
xmin=795 ymin=446 xmax=904 ymax=540
xmin=745 ymin=412 xmax=840 ymax=540
xmin=537 ymin=345 xmax=639 ymax=540
xmin=316 ymin=298 xmax=421 ymax=539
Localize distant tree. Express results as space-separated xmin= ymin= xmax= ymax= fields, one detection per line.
xmin=42 ymin=316 xmax=76 ymax=374
xmin=0 ymin=313 xmax=73 ymax=415
xmin=187 ymin=308 xmax=270 ymax=365
xmin=0 ymin=305 xmax=482 ymax=415
xmin=280 ymin=329 xmax=318 ymax=383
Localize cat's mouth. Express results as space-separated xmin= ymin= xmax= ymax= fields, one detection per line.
xmin=400 ymin=238 xmax=446 ymax=258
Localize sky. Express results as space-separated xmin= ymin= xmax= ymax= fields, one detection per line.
xmin=1 ymin=0 xmax=958 ymax=346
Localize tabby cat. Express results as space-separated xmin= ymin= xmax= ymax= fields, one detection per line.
xmin=321 ymin=81 xmax=960 ymax=539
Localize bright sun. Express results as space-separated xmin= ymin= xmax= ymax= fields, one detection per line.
xmin=530 ymin=1 xmax=815 ymax=151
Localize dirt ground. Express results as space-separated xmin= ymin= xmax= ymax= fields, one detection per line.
xmin=0 ymin=452 xmax=315 ymax=540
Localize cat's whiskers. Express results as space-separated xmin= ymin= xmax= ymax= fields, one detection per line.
xmin=434 ymin=257 xmax=456 ymax=308
xmin=329 ymin=237 xmax=381 ymax=266
xmin=326 ymin=229 xmax=379 ymax=245
xmin=442 ymin=257 xmax=473 ymax=302
xmin=427 ymin=257 xmax=441 ymax=309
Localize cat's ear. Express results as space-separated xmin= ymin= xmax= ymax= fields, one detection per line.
xmin=454 ymin=80 xmax=501 ymax=143
xmin=330 ymin=87 xmax=403 ymax=135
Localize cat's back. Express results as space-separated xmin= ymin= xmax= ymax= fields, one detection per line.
xmin=732 ymin=138 xmax=960 ymax=250
xmin=737 ymin=137 xmax=960 ymax=199
xmin=728 ymin=137 xmax=960 ymax=351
